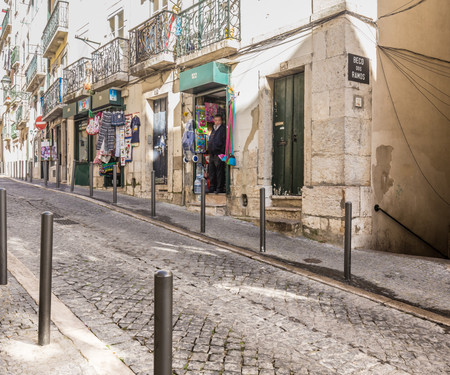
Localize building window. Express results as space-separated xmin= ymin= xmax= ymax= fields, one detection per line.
xmin=108 ymin=10 xmax=124 ymax=39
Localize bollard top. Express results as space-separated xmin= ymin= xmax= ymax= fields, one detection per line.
xmin=0 ymin=188 xmax=5 ymax=191
xmin=155 ymin=270 xmax=173 ymax=278
xmin=42 ymin=211 xmax=53 ymax=217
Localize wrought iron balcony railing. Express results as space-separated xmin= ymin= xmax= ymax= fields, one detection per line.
xmin=63 ymin=57 xmax=92 ymax=96
xmin=1 ymin=10 xmax=10 ymax=39
xmin=42 ymin=1 xmax=69 ymax=54
xmin=176 ymin=0 xmax=241 ymax=57
xmin=42 ymin=78 xmax=64 ymax=118
xmin=92 ymin=37 xmax=129 ymax=84
xmin=129 ymin=10 xmax=176 ymax=66
xmin=26 ymin=53 xmax=45 ymax=89
xmin=11 ymin=123 xmax=17 ymax=139
xmin=11 ymin=46 xmax=19 ymax=68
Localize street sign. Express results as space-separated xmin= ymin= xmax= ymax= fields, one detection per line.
xmin=348 ymin=53 xmax=369 ymax=84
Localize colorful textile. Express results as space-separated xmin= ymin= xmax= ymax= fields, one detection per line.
xmin=205 ymin=102 xmax=218 ymax=122
xmin=96 ymin=111 xmax=115 ymax=151
xmin=112 ymin=111 xmax=125 ymax=126
xmin=125 ymin=114 xmax=133 ymax=137
xmin=130 ymin=116 xmax=141 ymax=145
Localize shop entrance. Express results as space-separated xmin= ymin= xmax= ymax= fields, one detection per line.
xmin=153 ymin=97 xmax=168 ymax=184
xmin=194 ymin=89 xmax=228 ymax=193
xmin=74 ymin=119 xmax=93 ymax=186
xmin=272 ymin=72 xmax=304 ymax=195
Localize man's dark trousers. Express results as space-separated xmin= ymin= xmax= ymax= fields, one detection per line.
xmin=209 ymin=154 xmax=225 ymax=192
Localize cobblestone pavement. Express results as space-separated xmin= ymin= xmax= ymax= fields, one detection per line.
xmin=2 ymin=179 xmax=449 ymax=374
xmin=26 ymin=178 xmax=450 ymax=317
xmin=0 ymin=274 xmax=97 ymax=375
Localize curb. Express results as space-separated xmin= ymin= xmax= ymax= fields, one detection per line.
xmin=5 ymin=177 xmax=450 ymax=327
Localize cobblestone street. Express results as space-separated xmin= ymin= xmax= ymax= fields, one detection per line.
xmin=1 ymin=179 xmax=449 ymax=374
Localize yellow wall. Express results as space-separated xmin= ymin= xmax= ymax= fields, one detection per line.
xmin=372 ymin=0 xmax=450 ymax=257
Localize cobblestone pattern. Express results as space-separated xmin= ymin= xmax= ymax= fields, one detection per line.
xmin=0 ymin=274 xmax=97 ymax=375
xmin=3 ymin=180 xmax=450 ymax=375
xmin=28 ymin=179 xmax=450 ymax=317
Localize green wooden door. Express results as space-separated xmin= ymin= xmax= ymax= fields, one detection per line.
xmin=272 ymin=73 xmax=304 ymax=195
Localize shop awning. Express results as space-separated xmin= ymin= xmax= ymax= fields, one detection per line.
xmin=179 ymin=62 xmax=230 ymax=94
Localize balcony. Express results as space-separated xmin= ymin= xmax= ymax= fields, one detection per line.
xmin=3 ymin=88 xmax=11 ymax=105
xmin=91 ymin=37 xmax=129 ymax=91
xmin=1 ymin=10 xmax=11 ymax=42
xmin=16 ymin=103 xmax=29 ymax=129
xmin=2 ymin=125 xmax=10 ymax=141
xmin=42 ymin=78 xmax=65 ymax=122
xmin=11 ymin=46 xmax=20 ymax=70
xmin=25 ymin=53 xmax=46 ymax=92
xmin=129 ymin=10 xmax=176 ymax=76
xmin=176 ymin=0 xmax=240 ymax=66
xmin=9 ymin=85 xmax=21 ymax=108
xmin=63 ymin=57 xmax=92 ymax=103
xmin=42 ymin=1 xmax=69 ymax=59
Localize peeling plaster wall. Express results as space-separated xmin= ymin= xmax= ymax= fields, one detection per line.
xmin=372 ymin=0 xmax=450 ymax=257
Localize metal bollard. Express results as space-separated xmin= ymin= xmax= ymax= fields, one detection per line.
xmin=38 ymin=212 xmax=53 ymax=346
xmin=25 ymin=160 xmax=28 ymax=182
xmin=19 ymin=161 xmax=22 ymax=180
xmin=89 ymin=162 xmax=93 ymax=197
xmin=151 ymin=170 xmax=156 ymax=217
xmin=0 ymin=189 xmax=7 ymax=285
xmin=56 ymin=159 xmax=60 ymax=189
xmin=344 ymin=202 xmax=352 ymax=282
xmin=113 ymin=164 xmax=117 ymax=204
xmin=260 ymin=187 xmax=266 ymax=252
xmin=44 ymin=160 xmax=48 ymax=186
xmin=21 ymin=161 xmax=24 ymax=180
xmin=200 ymin=178 xmax=206 ymax=233
xmin=29 ymin=161 xmax=33 ymax=183
xmin=154 ymin=270 xmax=173 ymax=375
xmin=70 ymin=160 xmax=76 ymax=192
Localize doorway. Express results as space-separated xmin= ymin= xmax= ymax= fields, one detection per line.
xmin=153 ymin=97 xmax=168 ymax=184
xmin=272 ymin=72 xmax=304 ymax=195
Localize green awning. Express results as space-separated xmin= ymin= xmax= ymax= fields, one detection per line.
xmin=179 ymin=62 xmax=230 ymax=94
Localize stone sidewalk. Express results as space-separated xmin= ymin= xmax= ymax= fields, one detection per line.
xmin=15 ymin=177 xmax=450 ymax=319
xmin=0 ymin=273 xmax=97 ymax=375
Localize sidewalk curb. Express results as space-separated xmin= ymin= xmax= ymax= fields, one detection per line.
xmin=7 ymin=252 xmax=135 ymax=375
xmin=7 ymin=177 xmax=450 ymax=328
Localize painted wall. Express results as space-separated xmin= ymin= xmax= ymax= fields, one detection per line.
xmin=372 ymin=0 xmax=450 ymax=257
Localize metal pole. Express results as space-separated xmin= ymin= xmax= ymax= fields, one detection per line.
xmin=200 ymin=178 xmax=206 ymax=233
xmin=151 ymin=170 xmax=156 ymax=217
xmin=38 ymin=212 xmax=53 ymax=346
xmin=70 ymin=160 xmax=76 ymax=192
xmin=113 ymin=164 xmax=117 ymax=204
xmin=21 ymin=161 xmax=24 ymax=180
xmin=154 ymin=270 xmax=173 ymax=375
xmin=344 ymin=202 xmax=352 ymax=282
xmin=0 ymin=189 xmax=7 ymax=285
xmin=25 ymin=160 xmax=28 ymax=182
xmin=19 ymin=161 xmax=22 ymax=180
xmin=89 ymin=162 xmax=93 ymax=197
xmin=44 ymin=160 xmax=48 ymax=186
xmin=29 ymin=161 xmax=33 ymax=183
xmin=260 ymin=187 xmax=266 ymax=252
xmin=56 ymin=159 xmax=60 ymax=189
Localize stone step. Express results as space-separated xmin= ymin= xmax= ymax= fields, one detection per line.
xmin=187 ymin=202 xmax=227 ymax=216
xmin=271 ymin=195 xmax=302 ymax=208
xmin=189 ymin=193 xmax=227 ymax=206
xmin=266 ymin=218 xmax=302 ymax=237
xmin=265 ymin=206 xmax=302 ymax=221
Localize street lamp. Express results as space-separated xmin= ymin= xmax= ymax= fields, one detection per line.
xmin=1 ymin=75 xmax=11 ymax=91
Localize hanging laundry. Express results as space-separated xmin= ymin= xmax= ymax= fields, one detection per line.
xmin=131 ymin=115 xmax=141 ymax=145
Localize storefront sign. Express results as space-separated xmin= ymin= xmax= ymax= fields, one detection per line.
xmin=78 ymin=97 xmax=90 ymax=113
xmin=348 ymin=53 xmax=369 ymax=84
xmin=109 ymin=89 xmax=118 ymax=102
xmin=179 ymin=62 xmax=230 ymax=94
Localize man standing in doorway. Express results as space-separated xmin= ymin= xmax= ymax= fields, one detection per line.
xmin=207 ymin=114 xmax=226 ymax=194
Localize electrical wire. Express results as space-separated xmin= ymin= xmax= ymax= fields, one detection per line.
xmin=378 ymin=0 xmax=427 ymax=20
xmin=378 ymin=51 xmax=450 ymax=206
xmin=379 ymin=45 xmax=450 ymax=66
xmin=380 ymin=48 xmax=450 ymax=121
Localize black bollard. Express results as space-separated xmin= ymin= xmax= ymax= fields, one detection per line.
xmin=56 ymin=159 xmax=60 ymax=189
xmin=260 ymin=187 xmax=266 ymax=252
xmin=200 ymin=178 xmax=206 ymax=233
xmin=89 ymin=162 xmax=93 ymax=197
xmin=0 ymin=189 xmax=7 ymax=285
xmin=344 ymin=202 xmax=352 ymax=281
xmin=29 ymin=161 xmax=33 ymax=183
xmin=154 ymin=270 xmax=173 ymax=375
xmin=44 ymin=160 xmax=48 ymax=186
xmin=151 ymin=170 xmax=156 ymax=217
xmin=38 ymin=212 xmax=53 ymax=346
xmin=70 ymin=160 xmax=76 ymax=192
xmin=25 ymin=160 xmax=28 ymax=182
xmin=113 ymin=164 xmax=117 ymax=204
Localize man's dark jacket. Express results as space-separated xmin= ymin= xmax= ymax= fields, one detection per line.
xmin=207 ymin=124 xmax=226 ymax=155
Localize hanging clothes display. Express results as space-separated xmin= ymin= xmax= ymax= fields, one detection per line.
xmin=130 ymin=115 xmax=141 ymax=145
xmin=96 ymin=111 xmax=115 ymax=152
